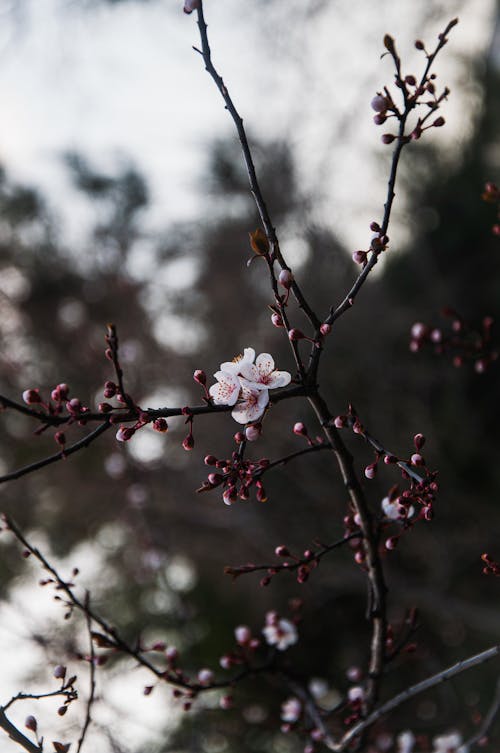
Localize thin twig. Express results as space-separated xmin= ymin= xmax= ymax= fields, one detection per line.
xmin=331 ymin=645 xmax=500 ymax=751
xmin=0 ymin=709 xmax=42 ymax=753
xmin=76 ymin=592 xmax=96 ymax=753
xmin=194 ymin=1 xmax=321 ymax=337
xmin=0 ymin=421 xmax=111 ymax=486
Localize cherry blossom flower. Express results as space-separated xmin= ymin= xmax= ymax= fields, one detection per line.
xmin=220 ymin=347 xmax=255 ymax=376
xmin=381 ymin=496 xmax=415 ymax=520
xmin=397 ymin=731 xmax=416 ymax=753
xmin=209 ymin=371 xmax=241 ymax=406
xmin=432 ymin=732 xmax=467 ymax=753
xmin=262 ymin=614 xmax=298 ymax=651
xmin=231 ymin=386 xmax=269 ymax=424
xmin=281 ymin=697 xmax=302 ymax=723
xmin=240 ymin=353 xmax=291 ymax=391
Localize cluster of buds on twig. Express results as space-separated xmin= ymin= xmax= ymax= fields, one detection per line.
xmin=482 ymin=181 xmax=500 ymax=236
xmin=198 ymin=451 xmax=269 ymax=504
xmin=352 ymin=220 xmax=390 ymax=267
xmin=481 ymin=553 xmax=500 ymax=577
xmin=410 ymin=307 xmax=497 ymax=373
xmin=372 ymin=21 xmax=456 ymax=146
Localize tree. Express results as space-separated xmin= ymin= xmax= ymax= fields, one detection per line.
xmin=0 ymin=2 xmax=499 ymax=752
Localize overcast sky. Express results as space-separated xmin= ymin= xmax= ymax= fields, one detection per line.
xmin=0 ymin=0 xmax=495 ymax=256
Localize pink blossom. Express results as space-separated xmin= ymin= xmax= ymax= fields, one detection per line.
xmin=281 ymin=697 xmax=301 ymax=723
xmin=240 ymin=353 xmax=291 ymax=391
xmin=262 ymin=617 xmax=298 ymax=651
xmin=231 ymin=386 xmax=269 ymax=424
xmin=209 ymin=371 xmax=241 ymax=406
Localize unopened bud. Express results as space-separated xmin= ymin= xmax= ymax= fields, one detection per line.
xmin=182 ymin=434 xmax=194 ymax=451
xmin=320 ymin=322 xmax=331 ymax=336
xmin=245 ymin=424 xmax=261 ymax=441
xmin=153 ymin=418 xmax=168 ymax=432
xmin=352 ymin=250 xmax=367 ymax=265
xmin=25 ymin=716 xmax=37 ymax=732
xmin=54 ymin=432 xmax=66 ymax=446
xmin=183 ymin=0 xmax=199 ymax=14
xmin=278 ymin=269 xmax=294 ymax=289
xmin=22 ymin=389 xmax=41 ymax=405
xmin=293 ymin=422 xmax=307 ymax=436
xmin=271 ymin=312 xmax=284 ymax=328
xmin=371 ymin=94 xmax=388 ymax=112
xmin=197 ymin=668 xmax=214 ymax=686
xmin=54 ymin=664 xmax=67 ymax=679
xmin=116 ymin=426 xmax=135 ymax=442
xmin=381 ymin=133 xmax=396 ymax=144
xmin=288 ymin=328 xmax=304 ymax=341
xmin=235 ymin=625 xmax=252 ymax=644
xmin=193 ymin=369 xmax=206 ymax=385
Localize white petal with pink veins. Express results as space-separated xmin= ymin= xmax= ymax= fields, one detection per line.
xmin=255 ymin=353 xmax=275 ymax=377
xmin=231 ymin=388 xmax=269 ymax=424
xmin=209 ymin=371 xmax=240 ymax=406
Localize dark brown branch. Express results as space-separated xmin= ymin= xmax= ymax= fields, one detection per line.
xmin=307 ymin=391 xmax=387 ymax=713
xmin=0 ymin=386 xmax=307 ymax=486
xmin=225 ymin=530 xmax=362 ymax=580
xmin=195 ymin=1 xmax=321 ymax=332
xmin=331 ymin=644 xmax=499 ymax=751
xmin=76 ymin=592 xmax=96 ymax=753
xmin=0 ymin=421 xmax=111 ymax=486
xmin=0 ymin=709 xmax=42 ymax=753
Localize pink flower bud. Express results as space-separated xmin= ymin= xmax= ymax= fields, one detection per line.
xmin=275 ymin=545 xmax=290 ymax=557
xmin=103 ymin=381 xmax=116 ymax=399
xmin=220 ymin=655 xmax=232 ymax=669
xmin=166 ymin=646 xmax=178 ymax=661
xmin=475 ymin=358 xmax=487 ymax=373
xmin=99 ymin=402 xmax=113 ymax=413
xmin=235 ymin=625 xmax=252 ymax=644
xmin=183 ymin=0 xmax=199 ymax=13
xmin=410 ymin=322 xmax=427 ymax=340
xmin=54 ymin=431 xmax=66 ymax=446
xmin=182 ymin=434 xmax=194 ymax=451
xmin=25 ymin=716 xmax=37 ymax=732
xmin=143 ymin=685 xmax=153 ymax=695
xmin=385 ymin=536 xmax=398 ymax=550
xmin=54 ymin=664 xmax=67 ymax=679
xmin=381 ymin=133 xmax=396 ymax=144
xmin=371 ymin=94 xmax=388 ymax=112
xmin=223 ymin=487 xmax=237 ymax=506
xmin=51 ymin=383 xmax=69 ymax=401
xmin=220 ymin=695 xmax=233 ymax=710
xmin=271 ymin=312 xmax=284 ymax=328
xmin=413 ymin=433 xmax=425 ymax=450
xmin=204 ymin=454 xmax=217 ymax=465
xmin=245 ymin=424 xmax=261 ymax=442
xmin=197 ymin=668 xmax=214 ymax=686
xmin=320 ymin=322 xmax=331 ymax=336
xmin=116 ymin=426 xmax=135 ymax=442
xmin=293 ymin=422 xmax=307 ymax=436
xmin=22 ymin=389 xmax=41 ymax=405
xmin=278 ymin=269 xmax=294 ymax=289
xmin=334 ymin=415 xmax=346 ymax=429
xmin=364 ymin=463 xmax=377 ymax=479
xmin=433 ymin=116 xmax=445 ymax=127
xmin=348 ymin=686 xmax=365 ymax=703
xmin=66 ymin=398 xmax=82 ymax=415
xmin=352 ymin=250 xmax=367 ymax=265
xmin=288 ymin=328 xmax=304 ymax=341
xmin=410 ymin=453 xmax=424 ymax=466
xmin=153 ymin=418 xmax=168 ymax=432
xmin=193 ymin=369 xmax=206 ymax=385
xmin=430 ymin=328 xmax=442 ymax=343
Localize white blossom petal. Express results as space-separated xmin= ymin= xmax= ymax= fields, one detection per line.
xmin=209 ymin=371 xmax=240 ymax=406
xmin=265 ymin=370 xmax=291 ymax=388
xmin=231 ymin=387 xmax=269 ymax=424
xmin=255 ymin=353 xmax=275 ymax=378
xmin=220 ymin=348 xmax=255 ymax=375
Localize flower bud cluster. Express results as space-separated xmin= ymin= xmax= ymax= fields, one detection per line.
xmin=198 ymin=452 xmax=270 ymax=504
xmin=410 ymin=309 xmax=497 ymax=373
xmin=372 ymin=24 xmax=455 ymax=146
xmin=481 ymin=181 xmax=500 ymax=236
